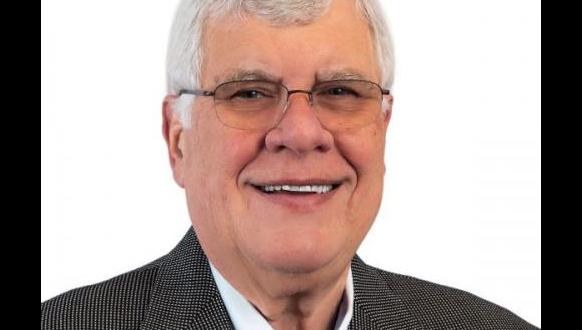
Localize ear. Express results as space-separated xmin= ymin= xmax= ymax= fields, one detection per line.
xmin=382 ymin=94 xmax=393 ymax=129
xmin=162 ymin=95 xmax=185 ymax=188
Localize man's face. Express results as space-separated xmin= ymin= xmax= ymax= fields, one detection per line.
xmin=166 ymin=0 xmax=391 ymax=275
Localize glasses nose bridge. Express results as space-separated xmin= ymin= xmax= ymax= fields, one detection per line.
xmin=285 ymin=89 xmax=314 ymax=107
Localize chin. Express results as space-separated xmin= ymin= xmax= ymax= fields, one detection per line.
xmin=248 ymin=232 xmax=343 ymax=274
xmin=260 ymin=253 xmax=334 ymax=274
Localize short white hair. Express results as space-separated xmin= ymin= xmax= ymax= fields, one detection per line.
xmin=166 ymin=0 xmax=394 ymax=126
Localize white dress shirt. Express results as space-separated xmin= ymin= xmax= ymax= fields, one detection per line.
xmin=210 ymin=263 xmax=354 ymax=330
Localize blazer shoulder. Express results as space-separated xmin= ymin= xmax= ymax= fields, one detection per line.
xmin=41 ymin=257 xmax=164 ymax=330
xmin=358 ymin=261 xmax=539 ymax=329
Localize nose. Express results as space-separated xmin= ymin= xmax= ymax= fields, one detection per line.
xmin=265 ymin=92 xmax=333 ymax=155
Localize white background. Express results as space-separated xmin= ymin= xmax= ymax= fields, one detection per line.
xmin=41 ymin=0 xmax=541 ymax=326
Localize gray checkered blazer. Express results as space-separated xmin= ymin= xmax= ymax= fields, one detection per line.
xmin=42 ymin=227 xmax=539 ymax=329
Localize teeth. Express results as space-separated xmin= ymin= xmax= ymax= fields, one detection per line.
xmin=260 ymin=184 xmax=334 ymax=194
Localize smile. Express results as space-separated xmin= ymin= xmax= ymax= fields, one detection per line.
xmin=249 ymin=180 xmax=343 ymax=211
xmin=255 ymin=184 xmax=340 ymax=194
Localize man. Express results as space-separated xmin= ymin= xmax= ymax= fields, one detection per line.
xmin=41 ymin=0 xmax=539 ymax=329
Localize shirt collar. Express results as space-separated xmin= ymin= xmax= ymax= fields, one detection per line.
xmin=210 ymin=263 xmax=354 ymax=330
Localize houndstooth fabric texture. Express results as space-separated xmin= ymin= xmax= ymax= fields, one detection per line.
xmin=42 ymin=227 xmax=539 ymax=329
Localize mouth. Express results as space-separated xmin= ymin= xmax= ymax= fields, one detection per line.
xmin=251 ymin=183 xmax=341 ymax=195
xmin=248 ymin=180 xmax=343 ymax=211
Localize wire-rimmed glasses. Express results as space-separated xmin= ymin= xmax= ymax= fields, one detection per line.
xmin=179 ymin=79 xmax=390 ymax=130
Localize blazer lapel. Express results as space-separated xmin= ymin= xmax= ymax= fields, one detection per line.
xmin=140 ymin=227 xmax=234 ymax=330
xmin=140 ymin=228 xmax=421 ymax=329
xmin=348 ymin=256 xmax=423 ymax=330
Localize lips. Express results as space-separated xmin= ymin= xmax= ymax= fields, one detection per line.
xmin=253 ymin=183 xmax=340 ymax=194
xmin=250 ymin=179 xmax=342 ymax=194
xmin=248 ymin=179 xmax=343 ymax=211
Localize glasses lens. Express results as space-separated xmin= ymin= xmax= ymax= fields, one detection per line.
xmin=214 ymin=81 xmax=283 ymax=130
xmin=313 ymin=80 xmax=383 ymax=130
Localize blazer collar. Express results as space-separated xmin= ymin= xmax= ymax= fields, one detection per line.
xmin=349 ymin=255 xmax=422 ymax=329
xmin=141 ymin=227 xmax=421 ymax=329
xmin=140 ymin=227 xmax=233 ymax=329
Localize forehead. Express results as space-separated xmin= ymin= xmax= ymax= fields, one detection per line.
xmin=201 ymin=0 xmax=379 ymax=86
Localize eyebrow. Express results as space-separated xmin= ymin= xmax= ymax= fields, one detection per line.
xmin=215 ymin=69 xmax=281 ymax=85
xmin=213 ymin=68 xmax=372 ymax=86
xmin=316 ymin=69 xmax=370 ymax=82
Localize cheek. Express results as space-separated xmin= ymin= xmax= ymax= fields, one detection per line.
xmin=220 ymin=132 xmax=266 ymax=180
xmin=335 ymin=125 xmax=386 ymax=178
xmin=183 ymin=114 xmax=265 ymax=239
xmin=187 ymin=107 xmax=264 ymax=185
xmin=335 ymin=125 xmax=386 ymax=223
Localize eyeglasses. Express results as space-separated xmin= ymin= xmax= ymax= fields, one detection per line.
xmin=179 ymin=79 xmax=390 ymax=131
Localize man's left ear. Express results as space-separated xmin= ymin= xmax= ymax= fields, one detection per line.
xmin=382 ymin=95 xmax=393 ymax=127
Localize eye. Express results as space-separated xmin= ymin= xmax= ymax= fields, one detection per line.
xmin=232 ymin=89 xmax=266 ymax=99
xmin=323 ymin=86 xmax=360 ymax=97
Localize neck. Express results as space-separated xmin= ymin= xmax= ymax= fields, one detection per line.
xmin=211 ymin=254 xmax=351 ymax=330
